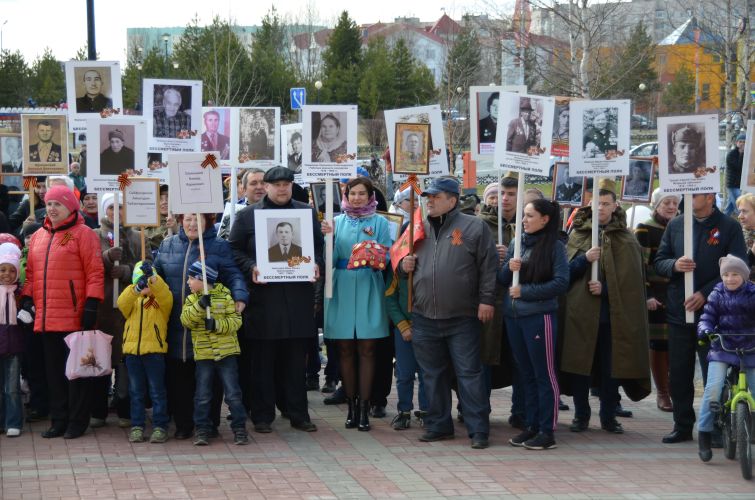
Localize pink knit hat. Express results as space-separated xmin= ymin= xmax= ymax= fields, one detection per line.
xmin=44 ymin=185 xmax=80 ymax=214
xmin=0 ymin=242 xmax=21 ymax=278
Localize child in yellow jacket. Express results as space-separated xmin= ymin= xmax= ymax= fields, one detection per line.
xmin=117 ymin=261 xmax=173 ymax=444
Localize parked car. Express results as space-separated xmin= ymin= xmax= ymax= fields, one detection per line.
xmin=630 ymin=141 xmax=658 ymax=156
xmin=631 ymin=114 xmax=654 ymax=129
xmin=441 ymin=108 xmax=466 ymax=121
xmin=719 ymin=114 xmax=745 ymax=132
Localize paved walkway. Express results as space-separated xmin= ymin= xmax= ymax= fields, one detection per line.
xmin=0 ymin=382 xmax=753 ymax=499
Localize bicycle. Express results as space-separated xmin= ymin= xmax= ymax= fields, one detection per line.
xmin=706 ymin=333 xmax=755 ymax=480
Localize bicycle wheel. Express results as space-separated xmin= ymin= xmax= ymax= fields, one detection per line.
xmin=721 ymin=382 xmax=736 ymax=460
xmin=736 ymin=401 xmax=752 ymax=480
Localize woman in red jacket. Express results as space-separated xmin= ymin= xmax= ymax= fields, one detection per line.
xmin=20 ymin=186 xmax=105 ymax=439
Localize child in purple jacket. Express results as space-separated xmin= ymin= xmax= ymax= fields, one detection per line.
xmin=696 ymin=254 xmax=755 ymax=462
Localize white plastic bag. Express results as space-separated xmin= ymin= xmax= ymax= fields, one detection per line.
xmin=64 ymin=330 xmax=113 ymax=380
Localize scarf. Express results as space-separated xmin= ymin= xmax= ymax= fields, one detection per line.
xmin=341 ymin=193 xmax=378 ymax=218
xmin=0 ymin=285 xmax=18 ymax=325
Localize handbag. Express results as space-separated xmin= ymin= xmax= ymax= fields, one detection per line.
xmin=64 ymin=330 xmax=113 ymax=380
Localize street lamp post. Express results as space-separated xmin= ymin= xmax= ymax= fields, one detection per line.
xmin=315 ymin=80 xmax=322 ymax=104
xmin=162 ymin=33 xmax=170 ymax=77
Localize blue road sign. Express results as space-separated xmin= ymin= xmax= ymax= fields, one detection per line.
xmin=290 ymin=88 xmax=306 ymax=110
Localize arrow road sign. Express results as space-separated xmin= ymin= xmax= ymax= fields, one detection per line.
xmin=290 ymin=88 xmax=306 ymax=110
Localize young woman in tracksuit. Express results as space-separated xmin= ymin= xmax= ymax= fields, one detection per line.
xmin=497 ymin=198 xmax=569 ymax=450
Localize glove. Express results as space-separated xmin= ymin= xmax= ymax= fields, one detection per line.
xmin=17 ymin=309 xmax=34 ymax=324
xmin=198 ymin=294 xmax=211 ymax=309
xmin=81 ymin=298 xmax=99 ymax=330
xmin=134 ymin=275 xmax=149 ymax=293
xmin=110 ymin=265 xmax=127 ymax=279
xmin=140 ymin=261 xmax=153 ymax=278
xmin=20 ymin=297 xmax=35 ymax=316
xmin=105 ymin=246 xmax=123 ymax=262
xmin=204 ymin=317 xmax=216 ymax=332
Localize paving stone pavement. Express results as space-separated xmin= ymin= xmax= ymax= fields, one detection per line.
xmin=1 ymin=380 xmax=753 ymax=499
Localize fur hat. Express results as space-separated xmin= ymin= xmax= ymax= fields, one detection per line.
xmin=719 ymin=254 xmax=750 ymax=282
xmin=44 ymin=185 xmax=80 ymax=215
xmin=650 ymin=188 xmax=681 ymax=210
xmin=0 ymin=242 xmax=21 ymax=278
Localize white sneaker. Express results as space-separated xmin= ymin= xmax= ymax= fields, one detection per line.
xmin=6 ymin=428 xmax=21 ymax=437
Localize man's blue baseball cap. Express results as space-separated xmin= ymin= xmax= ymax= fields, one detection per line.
xmin=421 ymin=177 xmax=460 ymax=196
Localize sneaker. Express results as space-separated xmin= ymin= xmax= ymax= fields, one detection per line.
xmin=89 ymin=417 xmax=106 ymax=428
xmin=193 ymin=431 xmax=209 ymax=446
xmin=149 ymin=427 xmax=168 ymax=443
xmin=233 ymin=429 xmax=249 ymax=445
xmin=509 ymin=428 xmax=537 ymax=447
xmin=6 ymin=428 xmax=21 ymax=437
xmin=391 ymin=412 xmax=411 ymax=430
xmin=128 ymin=427 xmax=145 ymax=443
xmin=118 ymin=418 xmax=131 ymax=428
xmin=523 ymin=432 xmax=557 ymax=450
xmin=470 ymin=433 xmax=489 ymax=449
xmin=414 ymin=410 xmax=427 ymax=428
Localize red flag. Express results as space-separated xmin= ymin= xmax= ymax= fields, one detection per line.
xmin=390 ymin=206 xmax=425 ymax=271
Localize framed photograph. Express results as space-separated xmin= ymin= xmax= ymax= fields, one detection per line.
xmin=620 ymin=158 xmax=654 ymax=203
xmin=471 ymin=85 xmax=505 ymax=160
xmin=569 ymin=99 xmax=631 ymax=177
xmin=493 ymin=92 xmax=554 ymax=176
xmin=200 ymin=107 xmax=232 ymax=163
xmin=741 ymin=120 xmax=755 ymax=193
xmin=65 ymin=61 xmax=123 ymax=131
xmin=301 ymin=105 xmax=358 ymax=181
xmin=232 ymin=107 xmax=281 ymax=167
xmin=254 ymin=208 xmax=316 ymax=282
xmin=123 ymin=177 xmax=160 ymax=227
xmin=85 ymin=117 xmax=148 ymax=193
xmin=384 ymin=105 xmax=448 ymax=180
xmin=310 ymin=181 xmax=342 ymax=219
xmin=394 ymin=123 xmax=430 ymax=175
xmin=167 ymin=152 xmax=224 ymax=215
xmin=658 ymin=114 xmax=720 ymax=194
xmin=552 ymin=162 xmax=584 ymax=207
xmin=143 ymin=78 xmax=202 ymax=153
xmin=377 ymin=211 xmax=404 ymax=242
xmin=1 ymin=134 xmax=24 ymax=192
xmin=551 ymin=97 xmax=570 ymax=157
xmin=21 ymin=114 xmax=69 ymax=175
xmin=281 ymin=123 xmax=303 ymax=175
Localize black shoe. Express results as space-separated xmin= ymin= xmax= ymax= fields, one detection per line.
xmin=509 ymin=428 xmax=537 ymax=447
xmin=63 ymin=427 xmax=86 ymax=439
xmin=345 ymin=397 xmax=360 ymax=429
xmin=226 ymin=414 xmax=233 ymax=421
xmin=508 ymin=414 xmax=526 ymax=430
xmin=358 ymin=400 xmax=371 ymax=431
xmin=471 ymin=433 xmax=489 ymax=449
xmin=600 ymin=419 xmax=624 ymax=434
xmin=662 ymin=429 xmax=693 ymax=443
xmin=523 ymin=432 xmax=557 ymax=450
xmin=254 ymin=422 xmax=273 ymax=433
xmin=369 ymin=405 xmax=386 ymax=418
xmin=42 ymin=426 xmax=66 ymax=439
xmin=569 ymin=417 xmax=589 ymax=432
xmin=615 ymin=403 xmax=633 ymax=418
xmin=558 ymin=398 xmax=570 ymax=411
xmin=233 ymin=429 xmax=250 ymax=445
xmin=174 ymin=429 xmax=193 ymax=440
xmin=324 ymin=388 xmax=346 ymax=405
xmin=291 ymin=421 xmax=318 ymax=432
xmin=305 ymin=377 xmax=320 ymax=392
xmin=419 ymin=431 xmax=454 ymax=442
xmin=698 ymin=431 xmax=712 ymax=462
xmin=321 ymin=380 xmax=337 ymax=394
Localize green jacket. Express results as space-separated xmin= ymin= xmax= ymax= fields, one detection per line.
xmin=385 ymin=271 xmax=410 ymax=334
xmin=180 ymin=283 xmax=241 ymax=361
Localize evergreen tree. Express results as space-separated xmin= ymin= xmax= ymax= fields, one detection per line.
xmin=321 ymin=11 xmax=362 ymax=104
xmin=662 ymin=65 xmax=695 ymax=114
xmin=358 ymin=37 xmax=396 ymax=117
xmin=0 ymin=51 xmax=30 ymax=107
xmin=441 ymin=26 xmax=482 ymax=96
xmin=391 ymin=39 xmax=436 ymax=107
xmin=30 ymin=48 xmax=65 ymax=107
xmin=593 ymin=22 xmax=658 ymax=99
xmin=122 ymin=46 xmax=165 ymax=111
xmin=251 ymin=8 xmax=298 ymax=110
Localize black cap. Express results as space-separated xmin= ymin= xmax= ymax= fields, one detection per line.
xmin=263 ymin=166 xmax=294 ymax=183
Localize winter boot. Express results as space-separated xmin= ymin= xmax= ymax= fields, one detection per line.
xmin=698 ymin=431 xmax=712 ymax=462
xmin=345 ymin=397 xmax=360 ymax=429
xmin=650 ymin=349 xmax=673 ymax=412
xmin=358 ymin=399 xmax=371 ymax=431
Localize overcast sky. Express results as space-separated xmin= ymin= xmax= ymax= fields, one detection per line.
xmin=0 ymin=0 xmax=512 ymax=65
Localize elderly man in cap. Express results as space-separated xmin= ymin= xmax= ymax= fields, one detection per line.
xmin=100 ymin=129 xmax=135 ymax=175
xmin=669 ymin=126 xmax=702 ymax=174
xmin=724 ymin=133 xmax=746 ymax=216
xmin=583 ymin=111 xmax=617 ymax=159
xmin=229 ymin=166 xmax=324 ymax=434
xmin=400 ymin=176 xmax=498 ymax=449
xmin=506 ymin=98 xmax=537 ymax=154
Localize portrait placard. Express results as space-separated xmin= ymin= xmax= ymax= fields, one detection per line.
xmin=254 ymin=208 xmax=316 ymax=282
xmin=394 ymin=123 xmax=430 ymax=175
xmin=493 ymin=92 xmax=554 ymax=175
xmin=1 ymin=134 xmax=24 ymax=194
xmin=85 ymin=117 xmax=148 ymax=193
xmin=281 ymin=123 xmax=303 ymax=177
xmin=302 ymin=105 xmax=358 ymax=181
xmin=376 ymin=211 xmax=404 ymax=242
xmin=310 ymin=181 xmax=342 ymax=219
xmin=144 ymin=152 xmax=170 ymax=184
xmin=384 ymin=105 xmax=448 ymax=180
xmin=657 ymin=115 xmax=720 ymax=194
xmin=551 ymin=97 xmax=570 ymax=157
xmin=143 ymin=79 xmax=202 ymax=153
xmin=200 ymin=107 xmax=232 ymax=166
xmin=740 ymin=120 xmax=755 ymax=193
xmin=569 ymin=100 xmax=631 ymax=176
xmin=620 ymin=158 xmax=655 ymax=203
xmin=21 ymin=114 xmax=69 ymax=175
xmin=232 ymin=107 xmax=281 ymax=167
xmin=123 ymin=177 xmax=160 ymax=227
xmin=65 ymin=60 xmax=123 ymax=131
xmin=551 ymin=162 xmax=584 ymax=207
xmin=167 ymin=152 xmax=224 ymax=214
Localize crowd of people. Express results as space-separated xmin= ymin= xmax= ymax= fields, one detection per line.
xmin=0 ymin=154 xmax=753 ymax=457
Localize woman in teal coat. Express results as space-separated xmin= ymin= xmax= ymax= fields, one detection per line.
xmin=323 ymin=177 xmax=391 ymax=431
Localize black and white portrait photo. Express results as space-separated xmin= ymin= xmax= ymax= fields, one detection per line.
xmin=310 ymin=111 xmax=347 ymax=163
xmin=253 ymin=208 xmax=316 ymax=282
xmin=310 ymin=181 xmax=342 ymax=217
xmin=478 ymin=92 xmax=499 ymax=146
xmin=667 ymin=123 xmax=705 ymax=175
xmin=582 ymin=107 xmax=618 ymax=159
xmin=621 ymin=159 xmax=654 ymax=202
xmin=65 ymin=61 xmax=123 ymax=123
xmin=287 ymin=131 xmax=303 ymax=173
xmin=152 ymin=85 xmax=192 ymax=138
xmin=506 ymin=97 xmax=541 ymax=154
xmin=99 ymin=125 xmax=135 ymax=175
xmin=267 ymin=220 xmax=302 ymax=262
xmin=239 ymin=108 xmax=275 ymax=161
xmin=552 ymin=162 xmax=583 ymax=206
xmin=1 ymin=136 xmax=23 ymax=174
xmin=384 ymin=105 xmax=448 ymax=178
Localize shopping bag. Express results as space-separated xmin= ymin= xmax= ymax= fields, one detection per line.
xmin=64 ymin=330 xmax=113 ymax=380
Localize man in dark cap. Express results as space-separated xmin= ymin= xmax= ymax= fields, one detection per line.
xmin=506 ymin=97 xmax=537 ymax=153
xmin=399 ymin=176 xmax=497 ymax=449
xmin=100 ymin=129 xmax=135 ymax=175
xmin=669 ymin=126 xmax=702 ymax=174
xmin=583 ymin=110 xmax=617 ymax=159
xmin=229 ymin=166 xmax=324 ymax=434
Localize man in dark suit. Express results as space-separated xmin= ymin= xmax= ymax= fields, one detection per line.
xmin=555 ymin=164 xmax=582 ymax=204
xmin=287 ymin=132 xmax=302 ymax=173
xmin=200 ymin=110 xmax=230 ymax=160
xmin=75 ymin=69 xmax=112 ymax=113
xmin=506 ymin=98 xmax=537 ymax=153
xmin=268 ymin=221 xmax=302 ymax=262
xmin=28 ymin=121 xmax=62 ymax=163
xmin=478 ymin=92 xmax=499 ymax=145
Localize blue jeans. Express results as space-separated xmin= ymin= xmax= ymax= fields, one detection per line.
xmin=0 ymin=354 xmax=23 ymax=429
xmin=194 ymin=356 xmax=246 ymax=431
xmin=125 ymin=354 xmax=169 ymax=429
xmin=697 ymin=361 xmax=755 ymax=432
xmin=411 ymin=314 xmax=490 ymax=437
xmin=393 ymin=328 xmax=427 ymax=413
xmin=723 ymin=187 xmax=741 ymax=216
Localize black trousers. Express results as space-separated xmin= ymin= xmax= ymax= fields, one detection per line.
xmin=371 ymin=332 xmax=395 ymax=407
xmin=42 ymin=333 xmax=96 ymax=432
xmin=22 ymin=327 xmax=48 ymax=415
xmin=166 ymin=356 xmax=222 ymax=433
xmin=323 ymin=338 xmax=341 ymax=384
xmin=668 ymin=323 xmax=709 ymax=432
xmin=238 ymin=337 xmax=254 ymax=414
xmin=250 ymin=338 xmax=310 ymax=426
xmin=305 ymin=336 xmax=321 ymax=378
